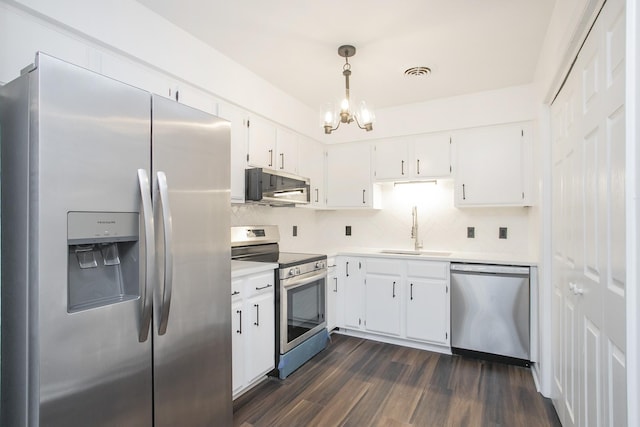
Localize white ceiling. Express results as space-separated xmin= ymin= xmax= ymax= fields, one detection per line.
xmin=134 ymin=0 xmax=555 ymax=110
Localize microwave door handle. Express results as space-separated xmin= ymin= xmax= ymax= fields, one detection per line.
xmin=156 ymin=171 xmax=174 ymax=335
xmin=137 ymin=169 xmax=155 ymax=342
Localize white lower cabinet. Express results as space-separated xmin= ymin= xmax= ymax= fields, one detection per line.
xmin=335 ymin=256 xmax=450 ymax=350
xmin=326 ymin=258 xmax=338 ymax=332
xmin=231 ymin=270 xmax=275 ymax=399
xmin=231 ymin=283 xmax=244 ymax=397
xmin=405 ymin=260 xmax=449 ymax=344
xmin=364 ymin=259 xmax=402 ymax=336
xmin=339 ymin=256 xmax=365 ymax=330
xmin=245 ymin=291 xmax=275 ymax=382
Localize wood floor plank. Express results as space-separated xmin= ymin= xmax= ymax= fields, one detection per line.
xmin=269 ymin=399 xmax=324 ymax=427
xmin=232 ymin=334 xmax=562 ymax=427
xmin=305 ymin=377 xmax=370 ymax=426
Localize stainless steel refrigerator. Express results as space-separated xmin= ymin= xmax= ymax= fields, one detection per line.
xmin=0 ymin=52 xmax=232 ymax=426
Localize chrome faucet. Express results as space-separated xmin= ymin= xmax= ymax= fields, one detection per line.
xmin=411 ymin=206 xmax=423 ymax=251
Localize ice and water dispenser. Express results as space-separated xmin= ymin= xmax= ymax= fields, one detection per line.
xmin=67 ymin=212 xmax=140 ymax=312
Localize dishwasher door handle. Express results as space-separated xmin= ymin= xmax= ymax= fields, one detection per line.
xmin=450 ymin=263 xmax=529 ymax=276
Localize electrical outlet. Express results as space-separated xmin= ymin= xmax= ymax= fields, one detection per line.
xmin=499 ymin=227 xmax=508 ymax=239
xmin=345 ymin=226 xmax=352 ymax=236
xmin=292 ymin=225 xmax=297 ymax=237
xmin=467 ymin=227 xmax=475 ymax=238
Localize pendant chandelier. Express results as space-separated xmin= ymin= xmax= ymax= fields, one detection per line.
xmin=322 ymin=45 xmax=375 ymax=134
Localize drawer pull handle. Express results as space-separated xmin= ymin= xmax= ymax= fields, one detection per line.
xmin=255 ymin=284 xmax=272 ymax=290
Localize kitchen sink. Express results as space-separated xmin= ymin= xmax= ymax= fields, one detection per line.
xmin=379 ymin=249 xmax=451 ymax=257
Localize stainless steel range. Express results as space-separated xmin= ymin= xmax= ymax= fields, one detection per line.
xmin=231 ymin=225 xmax=328 ymax=379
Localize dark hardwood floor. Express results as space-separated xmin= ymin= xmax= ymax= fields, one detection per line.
xmin=233 ymin=334 xmax=561 ymax=427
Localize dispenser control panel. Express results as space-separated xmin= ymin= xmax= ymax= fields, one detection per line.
xmin=67 ymin=211 xmax=138 ymax=244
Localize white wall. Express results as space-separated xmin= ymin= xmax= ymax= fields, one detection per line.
xmin=320 ymin=84 xmax=537 ymax=145
xmin=233 ymin=181 xmax=534 ymax=259
xmin=534 ymin=0 xmax=605 ymax=102
xmin=0 ymin=0 xmax=318 ymax=138
xmin=230 ymin=81 xmax=540 ymax=259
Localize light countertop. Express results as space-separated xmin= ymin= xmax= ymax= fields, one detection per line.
xmin=231 ymin=260 xmax=278 ymax=278
xmin=332 ymin=247 xmax=537 ymax=267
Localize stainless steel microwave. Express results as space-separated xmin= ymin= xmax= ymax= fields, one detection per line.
xmin=245 ymin=168 xmax=310 ymax=206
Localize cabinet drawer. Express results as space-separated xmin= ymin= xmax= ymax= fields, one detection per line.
xmin=366 ymin=258 xmax=402 ymax=275
xmin=232 ymin=279 xmax=243 ymax=300
xmin=246 ymin=271 xmax=275 ymax=296
xmin=407 ymin=261 xmax=448 ymax=279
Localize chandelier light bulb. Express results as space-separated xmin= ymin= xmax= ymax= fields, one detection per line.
xmin=340 ymin=98 xmax=349 ymax=112
xmin=324 ymin=110 xmax=334 ymax=125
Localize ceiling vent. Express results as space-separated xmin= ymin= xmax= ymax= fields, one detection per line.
xmin=404 ymin=66 xmax=432 ymax=77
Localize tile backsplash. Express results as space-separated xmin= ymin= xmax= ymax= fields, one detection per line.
xmin=231 ymin=180 xmax=535 ymax=257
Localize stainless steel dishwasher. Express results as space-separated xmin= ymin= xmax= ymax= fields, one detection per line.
xmin=450 ymin=263 xmax=530 ymax=363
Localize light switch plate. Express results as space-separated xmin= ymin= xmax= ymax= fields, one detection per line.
xmin=467 ymin=227 xmax=475 ymax=238
xmin=293 ymin=225 xmax=297 ymax=237
xmin=345 ymin=226 xmax=352 ymax=236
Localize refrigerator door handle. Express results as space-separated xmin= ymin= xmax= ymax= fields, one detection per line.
xmin=156 ymin=171 xmax=174 ymax=335
xmin=138 ymin=169 xmax=155 ymax=342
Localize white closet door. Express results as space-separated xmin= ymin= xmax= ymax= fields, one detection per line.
xmin=551 ymin=0 xmax=627 ymax=425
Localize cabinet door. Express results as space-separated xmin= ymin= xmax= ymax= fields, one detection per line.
xmin=373 ymin=139 xmax=409 ymax=180
xmin=326 ymin=268 xmax=338 ymax=331
xmin=231 ymin=298 xmax=244 ymax=396
xmin=246 ymin=292 xmax=275 ymax=383
xmin=218 ymin=103 xmax=248 ymax=203
xmin=247 ymin=117 xmax=277 ymax=169
xmin=454 ymin=123 xmax=527 ymax=206
xmin=276 ymin=128 xmax=299 ymax=174
xmin=341 ymin=257 xmax=364 ymax=329
xmin=298 ymin=138 xmax=325 ymax=207
xmin=413 ymin=133 xmax=451 ymax=178
xmin=364 ymin=274 xmax=401 ymax=336
xmin=406 ymin=278 xmax=449 ymax=345
xmin=326 ymin=143 xmax=372 ymax=208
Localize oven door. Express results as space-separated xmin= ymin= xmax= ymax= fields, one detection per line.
xmin=280 ymin=270 xmax=326 ymax=354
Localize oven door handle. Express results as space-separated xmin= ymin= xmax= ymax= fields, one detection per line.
xmin=282 ymin=270 xmax=327 ymax=289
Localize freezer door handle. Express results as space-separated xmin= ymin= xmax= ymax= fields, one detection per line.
xmin=155 ymin=171 xmax=174 ymax=335
xmin=138 ymin=169 xmax=155 ymax=342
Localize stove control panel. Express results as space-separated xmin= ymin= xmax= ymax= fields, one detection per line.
xmin=279 ymin=256 xmax=328 ymax=280
xmin=288 ymin=267 xmax=301 ymax=277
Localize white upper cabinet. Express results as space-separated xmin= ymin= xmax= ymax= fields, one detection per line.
xmin=454 ymin=122 xmax=532 ymax=207
xmin=247 ymin=116 xmax=277 ymax=169
xmin=298 ymin=137 xmax=325 ymax=207
xmin=374 ymin=132 xmax=451 ymax=181
xmin=275 ymin=128 xmax=299 ymax=174
xmin=217 ymin=102 xmax=249 ymax=203
xmin=413 ymin=133 xmax=452 ymax=178
xmin=326 ymin=142 xmax=374 ymax=208
xmin=247 ymin=117 xmax=299 ymax=175
xmin=373 ymin=137 xmax=411 ymax=180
